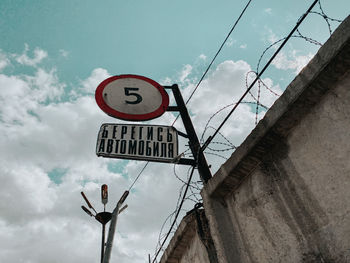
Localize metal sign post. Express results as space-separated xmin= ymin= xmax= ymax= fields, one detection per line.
xmin=165 ymin=84 xmax=212 ymax=183
xmin=92 ymin=76 xmax=212 ymax=262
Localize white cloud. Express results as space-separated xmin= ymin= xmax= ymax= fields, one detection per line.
xmin=179 ymin=64 xmax=192 ymax=83
xmin=160 ymin=76 xmax=172 ymax=86
xmin=14 ymin=44 xmax=48 ymax=67
xmin=0 ymin=69 xmax=65 ymax=126
xmin=81 ymin=68 xmax=110 ymax=93
xmin=0 ymin=48 xmax=194 ymax=262
xmin=0 ymin=51 xmax=10 ymax=71
xmin=0 ymin=47 xmax=283 ymax=263
xmin=240 ymin=44 xmax=247 ymax=49
xmin=262 ymin=29 xmax=315 ymax=74
xmin=225 ymin=37 xmax=236 ymax=47
xmin=170 ymin=59 xmax=281 ymax=171
xmin=59 ymin=49 xmax=69 ymax=58
xmin=199 ymin=54 xmax=207 ymax=60
xmin=272 ymin=50 xmax=314 ymax=74
xmin=264 ymin=8 xmax=272 ymax=14
xmin=262 ymin=28 xmax=281 ymax=47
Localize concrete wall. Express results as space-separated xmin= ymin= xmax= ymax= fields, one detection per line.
xmin=202 ymin=16 xmax=350 ymax=263
xmin=222 ymin=70 xmax=350 ymax=262
xmin=160 ymin=209 xmax=218 ymax=263
xmin=161 ymin=16 xmax=350 ymax=263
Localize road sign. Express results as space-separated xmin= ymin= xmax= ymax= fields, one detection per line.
xmin=95 ymin=75 xmax=169 ymax=121
xmin=96 ymin=123 xmax=178 ymax=163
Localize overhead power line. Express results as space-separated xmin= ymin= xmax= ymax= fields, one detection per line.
xmin=127 ymin=0 xmax=254 ymax=194
xmin=147 ymin=1 xmax=255 ymax=260
xmin=171 ymin=0 xmax=253 ymax=126
xmin=118 ymin=0 xmax=344 ymax=196
xmin=130 ymin=1 xmax=343 ymax=262
xmin=201 ymin=0 xmax=320 ymax=152
xmin=151 ymin=165 xmax=196 ymax=263
xmin=128 ymin=161 xmax=149 ymax=191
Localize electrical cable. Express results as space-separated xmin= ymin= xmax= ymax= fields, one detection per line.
xmin=201 ymin=0 xmax=319 ymax=152
xmin=126 ymin=0 xmax=341 ymax=196
xmin=151 ymin=165 xmax=196 ymax=263
xmin=171 ymin=0 xmax=253 ymax=126
xmin=128 ymin=161 xmax=149 ymax=191
xmin=132 ymin=1 xmax=343 ymax=261
xmin=150 ymin=2 xmax=342 ymax=261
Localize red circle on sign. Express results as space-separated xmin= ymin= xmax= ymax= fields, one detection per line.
xmin=95 ymin=74 xmax=169 ymax=121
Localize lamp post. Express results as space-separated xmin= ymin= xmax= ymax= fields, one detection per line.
xmin=81 ymin=185 xmax=128 ymax=263
xmin=102 ymin=190 xmax=129 ymax=263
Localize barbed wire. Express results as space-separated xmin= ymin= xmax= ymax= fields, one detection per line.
xmin=153 ymin=163 xmax=203 ymax=260
xmin=173 ymin=164 xmax=201 ymax=191
xmin=155 ymin=211 xmax=176 ymax=252
xmin=171 ymin=0 xmax=253 ymax=126
xmin=295 ymin=29 xmax=323 ymax=46
xmin=255 ymin=81 xmax=262 ymax=125
xmin=151 ymin=166 xmax=196 ymax=263
xmin=151 ymin=8 xmax=339 ymax=249
xmin=153 ymin=166 xmax=195 ymax=251
xmin=256 ymin=34 xmax=321 ymax=74
xmin=245 ymin=71 xmax=280 ymax=101
xmin=200 ymin=0 xmax=343 ymax=153
xmin=184 ymin=193 xmax=201 ymax=204
xmin=250 ymin=0 xmax=342 ymax=125
xmin=149 ymin=1 xmax=344 ymax=262
xmin=200 ymin=101 xmax=268 ymax=146
xmin=244 ymin=70 xmax=280 ymax=125
xmin=256 ymin=1 xmax=342 ymax=74
xmin=310 ymin=0 xmax=343 ymax=35
xmin=206 ymin=142 xmax=236 ymax=152
xmin=204 ymin=151 xmax=229 ymax=160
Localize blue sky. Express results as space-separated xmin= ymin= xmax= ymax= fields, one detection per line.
xmin=0 ymin=1 xmax=348 ymax=262
xmin=1 ymin=0 xmax=347 ymax=84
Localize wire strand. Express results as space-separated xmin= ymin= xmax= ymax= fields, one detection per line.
xmin=171 ymin=0 xmax=253 ymax=126
xmin=152 ymin=165 xmax=196 ymax=263
xmin=201 ymin=0 xmax=319 ymax=152
xmin=128 ymin=161 xmax=149 ymax=191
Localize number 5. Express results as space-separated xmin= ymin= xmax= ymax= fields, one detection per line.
xmin=124 ymin=87 xmax=143 ymax=104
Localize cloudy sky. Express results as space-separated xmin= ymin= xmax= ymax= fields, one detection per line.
xmin=0 ymin=0 xmax=348 ymax=262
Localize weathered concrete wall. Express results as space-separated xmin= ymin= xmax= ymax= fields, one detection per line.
xmin=161 ymin=16 xmax=350 ymax=263
xmin=201 ymin=16 xmax=350 ymax=263
xmin=223 ymin=71 xmax=350 ymax=262
xmin=178 ymin=234 xmax=210 ymax=263
xmin=160 ymin=209 xmax=218 ymax=263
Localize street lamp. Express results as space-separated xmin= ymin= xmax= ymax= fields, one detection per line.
xmin=80 ymin=185 xmax=112 ymax=263
xmin=81 ymin=185 xmax=128 ymax=263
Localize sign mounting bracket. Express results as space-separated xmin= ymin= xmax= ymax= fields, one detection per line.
xmin=164 ymin=85 xmax=212 ymax=183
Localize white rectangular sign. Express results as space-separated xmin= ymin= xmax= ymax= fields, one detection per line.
xmin=96 ymin=123 xmax=179 ymax=163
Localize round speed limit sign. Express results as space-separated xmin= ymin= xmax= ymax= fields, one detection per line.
xmin=95 ymin=75 xmax=169 ymax=121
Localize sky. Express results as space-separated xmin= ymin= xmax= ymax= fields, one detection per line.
xmin=0 ymin=0 xmax=348 ymax=262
